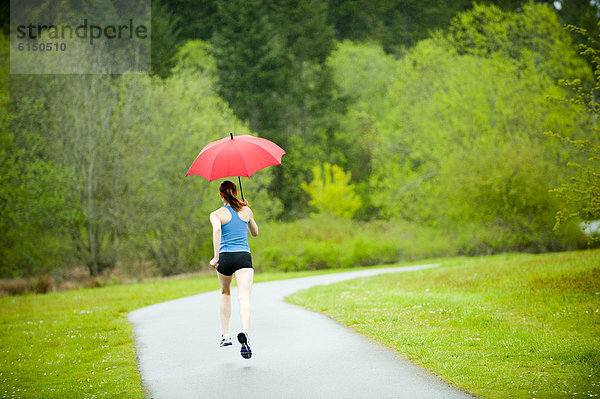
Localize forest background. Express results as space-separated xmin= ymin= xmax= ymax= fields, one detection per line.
xmin=0 ymin=0 xmax=599 ymax=284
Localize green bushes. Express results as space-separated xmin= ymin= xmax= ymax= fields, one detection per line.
xmin=251 ymin=217 xmax=455 ymax=271
xmin=301 ymin=163 xmax=362 ymax=218
xmin=248 ymin=216 xmax=589 ymax=272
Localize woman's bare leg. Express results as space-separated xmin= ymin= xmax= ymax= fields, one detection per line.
xmin=217 ymin=272 xmax=233 ymax=334
xmin=234 ymin=268 xmax=254 ymax=333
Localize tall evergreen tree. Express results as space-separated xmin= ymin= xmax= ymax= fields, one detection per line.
xmin=161 ymin=0 xmax=219 ymax=41
xmin=151 ymin=0 xmax=183 ymax=78
xmin=212 ymin=0 xmax=291 ymax=135
xmin=267 ymin=0 xmax=338 ymax=139
xmin=0 ymin=3 xmax=8 ymax=35
xmin=327 ymin=0 xmax=473 ymax=53
xmin=272 ymin=0 xmax=334 ymax=63
xmin=268 ymin=0 xmax=343 ymax=216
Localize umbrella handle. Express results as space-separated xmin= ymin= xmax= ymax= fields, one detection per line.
xmin=231 ymin=133 xmax=245 ymax=201
xmin=238 ymin=176 xmax=245 ymax=201
xmin=230 ymin=133 xmax=245 ymax=201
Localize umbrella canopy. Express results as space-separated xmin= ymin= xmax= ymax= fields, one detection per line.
xmin=186 ymin=133 xmax=286 ymax=180
xmin=186 ymin=133 xmax=286 ymax=198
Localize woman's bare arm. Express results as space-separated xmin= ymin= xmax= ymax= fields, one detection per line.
xmin=209 ymin=211 xmax=222 ymax=266
xmin=247 ymin=208 xmax=258 ymax=237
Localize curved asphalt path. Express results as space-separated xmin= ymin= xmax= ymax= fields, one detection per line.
xmin=128 ymin=264 xmax=475 ymax=399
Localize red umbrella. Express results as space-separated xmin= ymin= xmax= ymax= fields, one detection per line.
xmin=186 ymin=133 xmax=286 ymax=199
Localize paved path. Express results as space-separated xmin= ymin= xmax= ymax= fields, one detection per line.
xmin=129 ymin=264 xmax=475 ymax=399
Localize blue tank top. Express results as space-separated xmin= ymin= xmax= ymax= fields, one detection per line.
xmin=220 ymin=205 xmax=251 ymax=253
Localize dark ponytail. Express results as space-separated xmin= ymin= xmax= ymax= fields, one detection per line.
xmin=219 ymin=180 xmax=245 ymax=212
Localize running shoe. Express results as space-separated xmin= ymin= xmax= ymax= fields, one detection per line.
xmin=219 ymin=334 xmax=232 ymax=347
xmin=237 ymin=331 xmax=252 ymax=359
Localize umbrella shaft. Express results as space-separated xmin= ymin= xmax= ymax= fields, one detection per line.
xmin=238 ymin=176 xmax=245 ymax=200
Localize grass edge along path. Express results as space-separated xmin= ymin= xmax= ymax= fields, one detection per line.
xmin=287 ymin=250 xmax=600 ymax=399
xmin=0 ymin=264 xmax=427 ymax=398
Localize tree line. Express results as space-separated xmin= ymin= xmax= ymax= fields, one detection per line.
xmin=0 ymin=1 xmax=598 ymax=278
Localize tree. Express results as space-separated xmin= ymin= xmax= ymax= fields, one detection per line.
xmin=326 ymin=41 xmax=396 ymax=179
xmin=301 ymin=163 xmax=361 ymax=218
xmin=0 ymin=2 xmax=8 ymax=35
xmin=0 ymin=33 xmax=80 ymax=277
xmin=365 ymin=26 xmax=590 ymax=251
xmin=546 ymin=24 xmax=600 ymax=238
xmin=270 ymin=0 xmax=337 ymax=137
xmin=326 ymin=0 xmax=473 ymax=53
xmin=151 ymin=0 xmax=183 ymax=78
xmin=110 ymin=67 xmax=245 ymax=275
xmin=110 ymin=46 xmax=281 ymax=275
xmin=555 ymin=0 xmax=600 ymax=51
xmin=172 ymin=40 xmax=218 ymax=78
xmin=212 ymin=0 xmax=290 ymax=134
xmin=43 ymin=75 xmax=123 ymax=276
xmin=445 ymin=2 xmax=591 ymax=83
xmin=3 ymin=34 xmax=269 ymax=277
xmin=161 ymin=0 xmax=219 ymax=41
xmin=212 ymin=0 xmax=344 ymax=217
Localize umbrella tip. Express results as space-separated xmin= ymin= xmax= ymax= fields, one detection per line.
xmin=230 ymin=132 xmax=234 ymax=140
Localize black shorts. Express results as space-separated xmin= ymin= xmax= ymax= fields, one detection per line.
xmin=217 ymin=252 xmax=253 ymax=276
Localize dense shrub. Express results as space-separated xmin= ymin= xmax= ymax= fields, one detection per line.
xmin=251 ymin=216 xmax=456 ymax=271
xmin=249 ymin=216 xmax=590 ymax=272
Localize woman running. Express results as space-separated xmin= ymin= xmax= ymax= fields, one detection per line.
xmin=209 ymin=180 xmax=258 ymax=359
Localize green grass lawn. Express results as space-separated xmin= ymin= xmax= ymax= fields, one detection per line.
xmin=287 ymin=249 xmax=600 ymax=398
xmin=0 ymin=274 xmax=216 ymax=398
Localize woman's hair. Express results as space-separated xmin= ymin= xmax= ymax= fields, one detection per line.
xmin=219 ymin=180 xmax=245 ymax=212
